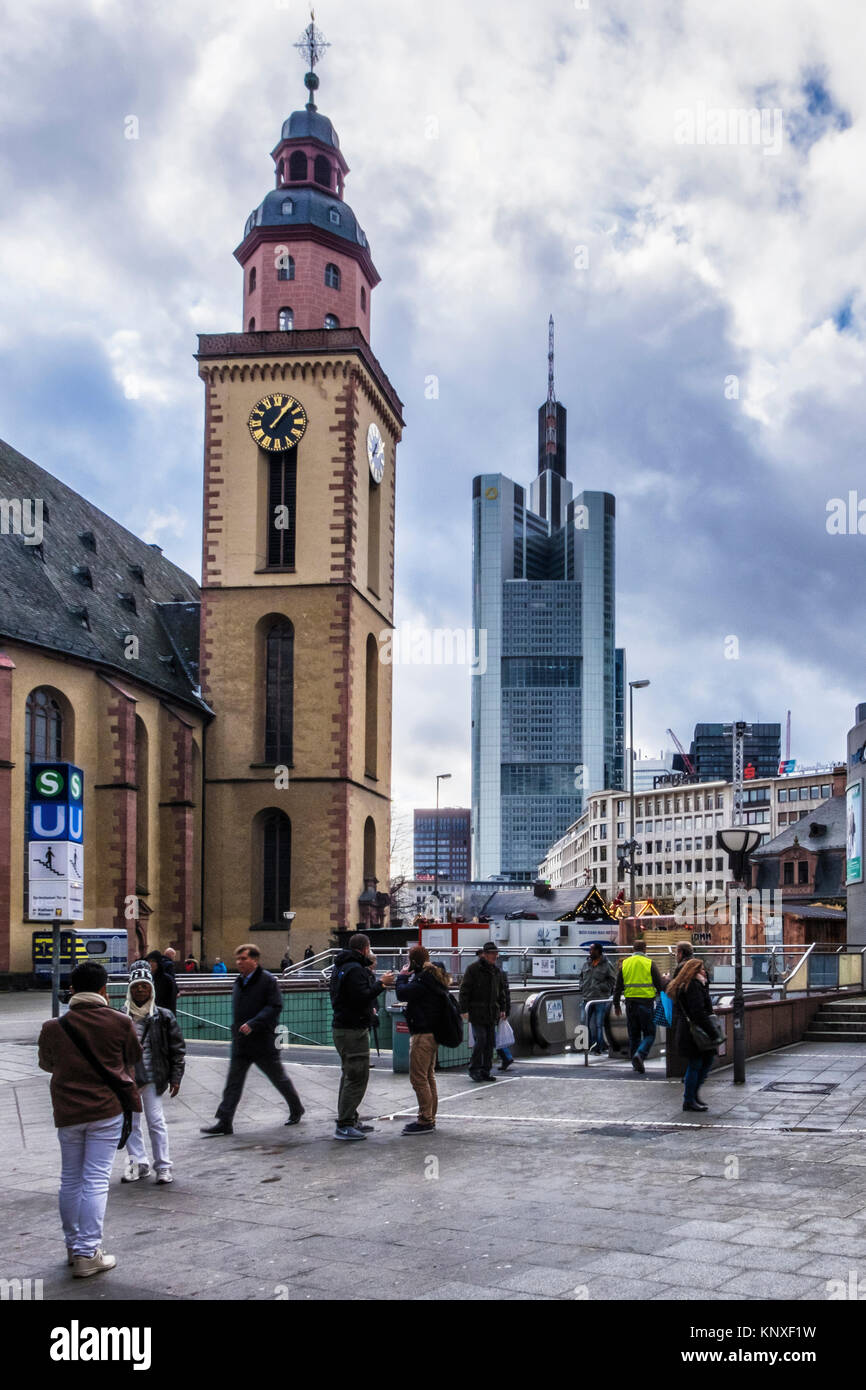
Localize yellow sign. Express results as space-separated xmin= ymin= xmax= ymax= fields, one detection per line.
xmin=485 ymin=486 xmax=498 ymax=500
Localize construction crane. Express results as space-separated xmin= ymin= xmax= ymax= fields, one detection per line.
xmin=666 ymin=728 xmax=696 ymax=776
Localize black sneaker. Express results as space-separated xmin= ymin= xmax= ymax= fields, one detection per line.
xmin=631 ymin=1054 xmax=645 ymax=1074
xmin=200 ymin=1122 xmax=233 ymax=1136
xmin=481 ymin=1073 xmax=498 ymax=1082
xmin=401 ymin=1121 xmax=435 ymax=1135
xmin=355 ymin=1123 xmax=375 ymax=1133
xmin=499 ymin=1056 xmax=515 ymax=1071
xmin=468 ymin=1072 xmax=485 ymax=1082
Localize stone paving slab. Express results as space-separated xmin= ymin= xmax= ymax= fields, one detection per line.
xmin=4 ymin=993 xmax=866 ymax=1301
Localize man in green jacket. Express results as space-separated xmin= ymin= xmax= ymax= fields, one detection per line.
xmin=577 ymin=943 xmax=617 ymax=1054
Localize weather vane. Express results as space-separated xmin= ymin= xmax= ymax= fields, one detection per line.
xmin=294 ymin=9 xmax=330 ymax=109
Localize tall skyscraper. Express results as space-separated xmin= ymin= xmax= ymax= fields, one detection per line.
xmin=471 ymin=319 xmax=623 ymax=882
xmin=413 ymin=808 xmax=471 ymax=880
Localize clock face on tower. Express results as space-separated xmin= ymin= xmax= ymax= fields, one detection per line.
xmin=248 ymin=394 xmax=308 ymax=452
xmin=367 ymin=422 xmax=385 ymax=484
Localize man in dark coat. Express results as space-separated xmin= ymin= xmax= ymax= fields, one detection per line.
xmin=201 ymin=944 xmax=304 ymax=1136
xmin=145 ymin=951 xmax=178 ymax=1017
xmin=459 ymin=941 xmax=508 ymax=1082
xmin=330 ymin=933 xmax=395 ymax=1140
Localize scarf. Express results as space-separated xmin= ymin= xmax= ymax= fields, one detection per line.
xmin=68 ymin=992 xmax=108 ymax=1009
xmin=125 ymin=981 xmax=157 ymax=1018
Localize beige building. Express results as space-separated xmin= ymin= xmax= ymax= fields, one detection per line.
xmin=539 ymin=766 xmax=846 ymax=906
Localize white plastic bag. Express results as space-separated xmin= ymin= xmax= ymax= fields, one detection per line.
xmin=496 ymin=1019 xmax=515 ymax=1048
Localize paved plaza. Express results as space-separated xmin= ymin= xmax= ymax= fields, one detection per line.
xmin=2 ymin=994 xmax=866 ymax=1302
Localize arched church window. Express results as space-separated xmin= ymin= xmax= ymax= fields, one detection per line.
xmin=365 ymin=634 xmax=378 ymax=777
xmin=261 ymin=811 xmax=291 ymax=925
xmin=281 ymin=199 xmax=294 ymax=216
xmin=324 ymin=314 xmax=339 ymax=330
xmin=264 ymin=620 xmax=294 ymax=764
xmin=249 ymin=266 xmax=256 ymax=293
xmin=289 ymin=151 xmax=307 ymax=181
xmin=324 ymin=263 xmax=341 ymax=290
xmin=314 ymin=155 xmax=331 ymax=188
xmin=267 ymin=453 xmax=297 ymax=567
xmin=278 ymin=307 xmax=293 ymax=332
xmin=248 ymin=317 xmax=256 ymax=331
xmin=360 ymin=286 xmax=367 ymax=311
xmin=277 ymin=254 xmax=295 ymax=282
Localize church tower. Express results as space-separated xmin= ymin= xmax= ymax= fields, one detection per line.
xmin=198 ymin=19 xmax=402 ymax=962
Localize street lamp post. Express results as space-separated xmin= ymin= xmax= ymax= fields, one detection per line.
xmin=716 ymin=827 xmax=762 ymax=1083
xmin=433 ymin=773 xmax=452 ymax=919
xmin=628 ymin=680 xmax=651 ymax=927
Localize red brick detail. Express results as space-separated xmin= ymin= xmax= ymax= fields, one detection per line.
xmin=101 ymin=686 xmax=138 ymax=955
xmin=161 ymin=711 xmax=195 ymax=959
xmin=0 ymin=653 xmax=15 ymax=972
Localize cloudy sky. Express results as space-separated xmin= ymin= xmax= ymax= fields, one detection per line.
xmin=1 ymin=0 xmax=864 ymax=870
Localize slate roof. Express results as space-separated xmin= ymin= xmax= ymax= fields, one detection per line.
xmin=0 ymin=438 xmax=207 ymax=711
xmin=280 ymin=108 xmax=341 ymax=149
xmin=751 ymin=794 xmax=848 ymax=857
xmin=244 ymin=186 xmax=369 ymax=251
xmin=478 ymin=887 xmax=610 ymax=921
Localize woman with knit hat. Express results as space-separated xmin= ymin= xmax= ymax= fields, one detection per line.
xmin=122 ymin=960 xmax=186 ymax=1183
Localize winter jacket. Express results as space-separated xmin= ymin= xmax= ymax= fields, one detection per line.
xmin=129 ymin=1007 xmax=186 ymax=1094
xmin=38 ymin=996 xmax=143 ymax=1128
xmin=395 ymin=964 xmax=451 ymax=1035
xmin=212 ymin=961 xmax=228 ymax=974
xmin=577 ymin=957 xmax=617 ymax=1002
xmin=231 ymin=967 xmax=284 ymax=1056
xmin=458 ymin=958 xmax=508 ymax=1026
xmin=330 ymin=949 xmax=384 ymax=1029
xmin=671 ymin=977 xmax=717 ymax=1060
xmin=150 ymin=960 xmax=178 ymax=1015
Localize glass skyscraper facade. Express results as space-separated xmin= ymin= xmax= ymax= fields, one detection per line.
xmin=471 ymin=346 xmax=623 ymax=882
xmin=688 ymin=723 xmax=782 ymax=783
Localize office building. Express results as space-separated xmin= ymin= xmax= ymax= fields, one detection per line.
xmin=413 ymin=808 xmax=471 ymax=881
xmin=471 ymin=321 xmax=623 ymax=882
xmin=688 ymin=723 xmax=781 ymax=782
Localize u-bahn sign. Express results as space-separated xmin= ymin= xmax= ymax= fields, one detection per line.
xmin=28 ymin=763 xmax=85 ymax=920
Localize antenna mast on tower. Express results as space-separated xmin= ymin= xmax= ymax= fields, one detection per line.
xmin=545 ymin=314 xmax=557 ymax=460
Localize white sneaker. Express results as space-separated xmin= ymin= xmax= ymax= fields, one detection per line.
xmin=155 ymin=1170 xmax=173 ymax=1184
xmin=73 ymin=1249 xmax=116 ymax=1278
xmin=121 ymin=1159 xmax=150 ymax=1183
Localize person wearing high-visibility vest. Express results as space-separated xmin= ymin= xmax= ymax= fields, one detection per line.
xmin=612 ymin=940 xmax=665 ymax=1074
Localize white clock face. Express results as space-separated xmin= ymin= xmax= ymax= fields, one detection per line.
xmin=367 ymin=422 xmax=385 ymax=485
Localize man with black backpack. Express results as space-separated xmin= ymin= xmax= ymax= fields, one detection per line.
xmin=330 ymin=934 xmax=395 ymax=1141
xmin=395 ymin=945 xmax=459 ymax=1135
xmin=38 ymin=960 xmax=142 ymax=1278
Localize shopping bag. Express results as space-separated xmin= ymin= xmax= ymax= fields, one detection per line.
xmin=495 ymin=1019 xmax=515 ymax=1048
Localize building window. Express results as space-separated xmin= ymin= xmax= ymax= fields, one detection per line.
xmin=267 ymin=453 xmax=297 ymax=567
xmin=278 ymin=307 xmax=293 ymax=331
xmin=361 ymin=286 xmax=367 ymax=311
xmin=277 ymin=254 xmax=295 ymax=281
xmin=135 ymin=715 xmax=149 ymax=894
xmin=324 ymin=263 xmax=341 ymax=290
xmin=262 ymin=811 xmax=291 ymax=924
xmin=368 ymin=473 xmax=381 ymax=593
xmin=248 ymin=317 xmax=256 ymax=331
xmin=364 ymin=817 xmax=376 ymax=879
xmin=783 ymin=861 xmax=794 ymax=885
xmin=329 ymin=207 xmax=341 ymax=225
xmin=314 ymin=155 xmax=331 ymax=187
xmin=289 ymin=151 xmax=307 ymax=181
xmin=798 ymin=861 xmax=809 ymax=884
xmin=249 ymin=266 xmax=256 ymax=293
xmin=324 ymin=313 xmax=340 ymax=329
xmin=365 ymin=634 xmax=378 ymax=777
xmin=281 ymin=198 xmax=294 ymax=215
xmin=264 ymin=620 xmax=294 ymax=764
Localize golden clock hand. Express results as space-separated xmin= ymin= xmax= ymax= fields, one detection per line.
xmin=271 ymin=403 xmax=291 ymax=428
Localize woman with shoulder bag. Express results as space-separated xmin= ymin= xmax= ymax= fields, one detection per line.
xmin=667 ymin=957 xmax=721 ymax=1113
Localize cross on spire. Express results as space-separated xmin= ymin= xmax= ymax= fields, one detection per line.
xmin=294 ymin=10 xmax=331 ymax=109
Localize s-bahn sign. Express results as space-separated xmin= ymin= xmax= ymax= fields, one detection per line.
xmin=28 ymin=763 xmax=85 ymax=920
